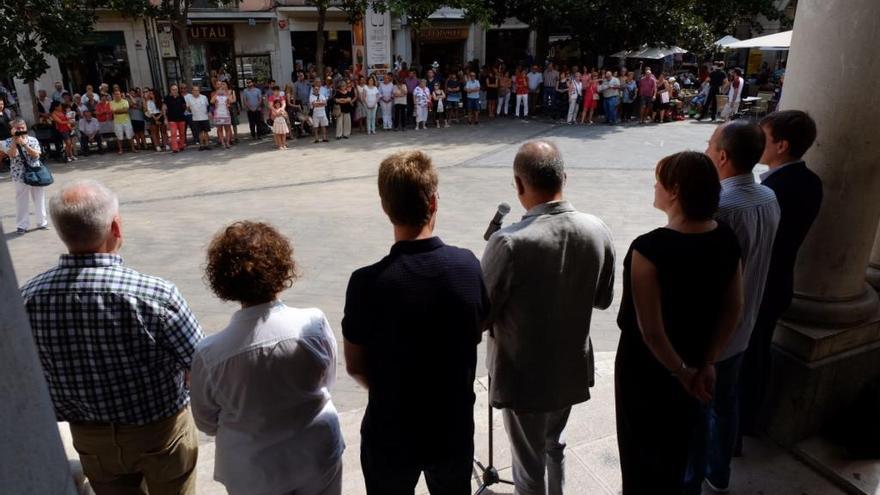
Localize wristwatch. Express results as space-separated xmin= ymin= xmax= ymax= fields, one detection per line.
xmin=670 ymin=361 xmax=689 ymax=377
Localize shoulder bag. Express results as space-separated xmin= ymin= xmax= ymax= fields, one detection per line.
xmin=19 ymin=144 xmax=54 ymax=187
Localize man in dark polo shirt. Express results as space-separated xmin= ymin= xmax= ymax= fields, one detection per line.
xmin=343 ymin=150 xmax=489 ymax=494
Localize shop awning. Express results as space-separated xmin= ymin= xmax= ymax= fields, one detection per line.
xmin=713 ymin=35 xmax=741 ymax=48
xmin=612 ymin=45 xmax=688 ymax=59
xmin=725 ymin=30 xmax=792 ymax=50
xmin=187 ymin=11 xmax=276 ymax=22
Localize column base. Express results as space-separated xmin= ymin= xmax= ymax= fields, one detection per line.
xmin=763 ymin=314 xmax=880 ymax=445
xmin=785 ymin=283 xmax=879 ymax=328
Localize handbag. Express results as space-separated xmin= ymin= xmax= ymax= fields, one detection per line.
xmin=19 ymin=145 xmax=54 ymax=187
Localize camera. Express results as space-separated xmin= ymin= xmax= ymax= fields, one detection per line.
xmin=14 ymin=130 xmax=28 ymax=137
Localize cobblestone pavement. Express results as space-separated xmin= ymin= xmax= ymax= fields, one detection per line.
xmin=2 ymin=117 xmax=718 ymax=412
xmin=8 ymin=118 xmax=843 ymax=494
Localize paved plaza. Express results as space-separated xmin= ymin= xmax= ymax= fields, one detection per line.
xmin=3 ymin=118 xmax=845 ymax=493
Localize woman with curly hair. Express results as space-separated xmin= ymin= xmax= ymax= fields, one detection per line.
xmin=190 ymin=221 xmax=344 ymax=495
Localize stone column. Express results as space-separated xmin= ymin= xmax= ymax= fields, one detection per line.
xmin=763 ymin=0 xmax=880 ymax=444
xmin=0 ymin=228 xmax=78 ymax=494
xmin=866 ymin=224 xmax=880 ymax=290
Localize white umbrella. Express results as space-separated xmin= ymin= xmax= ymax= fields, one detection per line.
xmin=725 ymin=30 xmax=792 ymax=50
xmin=612 ymin=45 xmax=688 ymax=59
xmin=714 ymin=35 xmax=741 ymax=48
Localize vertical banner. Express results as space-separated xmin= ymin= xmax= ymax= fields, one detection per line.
xmin=365 ymin=7 xmax=391 ymax=76
xmin=352 ymin=18 xmax=365 ymax=77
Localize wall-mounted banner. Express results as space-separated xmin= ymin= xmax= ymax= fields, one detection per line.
xmin=365 ymin=7 xmax=391 ymax=75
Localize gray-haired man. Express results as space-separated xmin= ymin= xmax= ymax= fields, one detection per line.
xmin=20 ymin=180 xmax=204 ymax=495
xmin=482 ymin=140 xmax=616 ymax=495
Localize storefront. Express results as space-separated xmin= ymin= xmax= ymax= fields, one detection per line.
xmin=418 ymin=26 xmax=468 ymax=70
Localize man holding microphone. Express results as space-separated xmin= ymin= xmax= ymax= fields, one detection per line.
xmin=482 ymin=140 xmax=616 ymax=495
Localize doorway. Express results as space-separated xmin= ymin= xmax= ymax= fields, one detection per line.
xmin=420 ymin=41 xmax=465 ymax=72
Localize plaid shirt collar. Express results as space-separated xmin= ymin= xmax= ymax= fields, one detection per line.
xmin=58 ymin=253 xmax=124 ymax=268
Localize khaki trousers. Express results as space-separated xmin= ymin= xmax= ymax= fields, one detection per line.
xmin=70 ymin=406 xmax=198 ymax=495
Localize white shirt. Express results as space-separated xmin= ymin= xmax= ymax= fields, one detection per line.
xmin=527 ymin=71 xmax=543 ymax=91
xmin=78 ymin=118 xmax=99 ymax=137
xmin=379 ymin=82 xmax=394 ymax=101
xmin=309 ymin=93 xmax=327 ymax=118
xmin=362 ymin=86 xmax=380 ymax=107
xmin=187 ymin=94 xmax=209 ymax=121
xmin=190 ymin=302 xmax=344 ymax=495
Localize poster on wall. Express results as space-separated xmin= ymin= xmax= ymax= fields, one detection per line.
xmin=365 ymin=7 xmax=391 ymax=75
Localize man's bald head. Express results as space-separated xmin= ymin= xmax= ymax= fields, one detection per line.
xmin=49 ymin=180 xmax=119 ymax=252
xmin=513 ymin=140 xmax=565 ymax=194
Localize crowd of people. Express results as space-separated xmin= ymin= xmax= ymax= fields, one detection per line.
xmin=12 ymin=104 xmax=822 ymax=494
xmin=0 ymin=59 xmax=771 ymax=163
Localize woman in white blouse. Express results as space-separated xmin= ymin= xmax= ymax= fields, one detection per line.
xmin=191 ymin=221 xmax=344 ymax=495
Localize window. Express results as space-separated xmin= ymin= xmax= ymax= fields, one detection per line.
xmin=235 ymin=55 xmax=272 ymax=88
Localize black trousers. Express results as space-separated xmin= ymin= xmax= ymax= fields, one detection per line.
xmin=738 ymin=302 xmax=784 ymax=436
xmin=246 ymin=110 xmax=262 ymax=137
xmin=361 ymin=441 xmax=473 ymax=495
xmin=699 ymin=85 xmax=720 ymax=120
xmin=394 ymin=103 xmax=407 ymax=130
xmin=615 ymin=336 xmax=700 ymax=495
xmin=80 ymin=134 xmax=103 ymax=154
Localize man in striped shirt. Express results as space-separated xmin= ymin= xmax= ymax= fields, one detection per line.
xmin=21 ymin=179 xmax=204 ymax=495
xmin=686 ymin=122 xmax=780 ymax=494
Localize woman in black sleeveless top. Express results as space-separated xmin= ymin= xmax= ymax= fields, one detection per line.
xmin=616 ymin=151 xmax=743 ymax=494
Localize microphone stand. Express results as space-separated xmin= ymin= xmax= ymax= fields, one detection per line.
xmin=473 ymin=371 xmax=514 ymax=494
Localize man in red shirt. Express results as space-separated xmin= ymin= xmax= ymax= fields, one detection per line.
xmin=637 ymin=68 xmax=657 ymax=124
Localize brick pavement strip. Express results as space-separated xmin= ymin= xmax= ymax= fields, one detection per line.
xmin=3 ymin=120 xmax=839 ymax=494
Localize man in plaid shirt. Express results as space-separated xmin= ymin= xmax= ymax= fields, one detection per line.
xmin=20 ymin=179 xmax=204 ymax=495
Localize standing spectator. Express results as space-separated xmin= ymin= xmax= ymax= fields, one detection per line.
xmin=343 ymin=150 xmax=488 ymax=494
xmin=721 ymin=69 xmax=744 ymax=121
xmin=379 ymin=74 xmax=395 ymax=130
xmin=37 ymin=89 xmax=53 ymax=123
xmin=241 ymin=80 xmax=263 ymax=140
xmin=543 ymin=63 xmax=559 ymax=113
xmin=110 ymin=90 xmax=136 ymax=154
xmin=482 ymin=140 xmax=615 ymax=495
xmin=309 ymin=82 xmax=329 ymax=143
xmin=698 ymin=63 xmax=728 ymax=121
xmin=187 ymin=86 xmax=211 ymax=151
xmin=163 ymin=84 xmax=188 ymax=153
xmin=335 ymin=81 xmax=354 ymax=140
xmin=211 ymin=81 xmax=234 ymax=150
xmin=51 ymin=103 xmax=75 ymax=162
xmin=654 ymin=74 xmax=671 ymax=123
xmin=181 ymin=83 xmax=196 ymax=146
xmin=146 ymin=89 xmax=168 ymax=151
xmin=497 ymin=70 xmax=512 ymax=117
xmin=20 ymin=180 xmax=204 ymax=494
xmin=405 ymin=71 xmax=420 ymax=129
xmin=555 ymin=69 xmax=570 ymax=121
xmin=526 ymin=65 xmax=543 ymax=115
xmin=485 ymin=68 xmax=499 ymax=118
xmin=355 ymin=75 xmax=368 ymax=133
xmin=77 ymin=110 xmax=102 ymax=155
xmin=51 ymin=81 xmax=65 ymax=102
xmin=95 ymin=93 xmax=114 ymax=144
xmin=2 ymin=118 xmax=48 ymax=234
xmin=128 ymin=88 xmax=147 ymax=151
xmin=638 ymin=68 xmax=658 ymax=124
xmin=191 ymin=221 xmax=344 ymax=495
xmin=566 ymin=73 xmax=580 ymax=124
xmin=413 ymin=79 xmax=431 ymax=130
xmin=392 ymin=78 xmax=408 ymax=131
xmin=599 ymin=71 xmax=621 ymax=125
xmin=294 ymin=72 xmax=312 ymax=117
xmin=616 ymin=151 xmax=743 ymax=494
xmin=270 ymin=99 xmax=289 ymax=150
xmin=514 ymin=68 xmax=529 ymax=119
xmin=445 ymin=74 xmax=461 ymax=122
xmin=621 ymin=74 xmax=637 ymax=123
xmin=739 ymin=111 xmax=823 ymax=437
xmin=431 ymin=83 xmax=447 ymax=128
xmin=580 ymin=73 xmax=598 ymax=124
xmin=363 ymin=76 xmax=380 ymax=135
xmin=685 ymin=122 xmax=779 ymax=494
xmin=464 ymin=72 xmax=481 ymax=125
xmin=82 ymin=85 xmax=100 ymax=112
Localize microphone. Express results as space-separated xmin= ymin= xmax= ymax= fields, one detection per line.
xmin=483 ymin=202 xmax=511 ymax=241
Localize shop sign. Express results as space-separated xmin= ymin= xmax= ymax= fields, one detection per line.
xmin=365 ymin=7 xmax=391 ymax=73
xmin=418 ymin=28 xmax=469 ymax=42
xmin=157 ymin=30 xmax=177 ymax=58
xmin=188 ymin=24 xmax=232 ymax=40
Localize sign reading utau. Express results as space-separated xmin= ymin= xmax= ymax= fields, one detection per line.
xmin=189 ymin=25 xmax=233 ymax=40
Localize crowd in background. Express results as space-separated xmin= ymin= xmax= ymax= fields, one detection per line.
xmin=0 ymin=58 xmax=783 ymax=163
